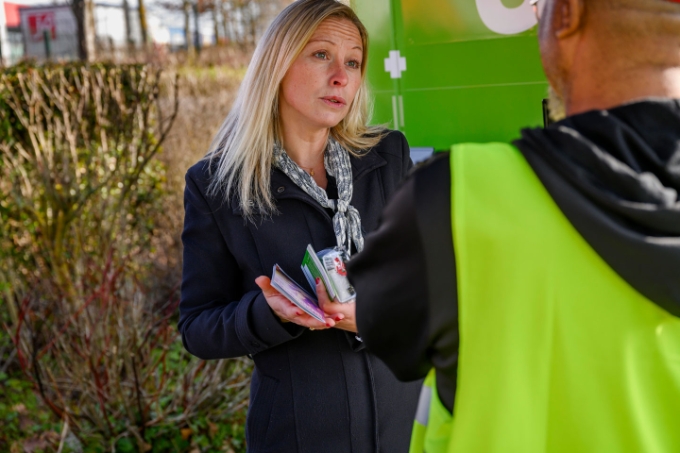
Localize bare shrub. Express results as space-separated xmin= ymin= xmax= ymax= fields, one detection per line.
xmin=0 ymin=63 xmax=250 ymax=450
xmin=0 ymin=63 xmax=178 ymax=301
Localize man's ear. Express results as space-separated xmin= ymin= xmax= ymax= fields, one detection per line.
xmin=554 ymin=0 xmax=586 ymax=39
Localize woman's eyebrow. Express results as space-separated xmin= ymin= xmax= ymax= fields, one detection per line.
xmin=307 ymin=38 xmax=362 ymax=51
xmin=308 ymin=38 xmax=338 ymax=46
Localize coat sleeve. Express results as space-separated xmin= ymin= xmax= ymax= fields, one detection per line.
xmin=178 ymin=170 xmax=304 ymax=360
xmin=348 ymin=153 xmax=458 ymax=388
xmin=348 ymin=174 xmax=433 ymax=380
xmin=344 ymin=130 xmax=413 ymax=353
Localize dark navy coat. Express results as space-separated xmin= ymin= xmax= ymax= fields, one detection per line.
xmin=179 ymin=131 xmax=422 ymax=453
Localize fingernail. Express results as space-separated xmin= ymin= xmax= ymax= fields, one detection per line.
xmin=296 ymin=312 xmax=302 ymax=316
xmin=335 ymin=315 xmax=344 ymax=321
xmin=315 ymin=278 xmax=320 ymax=285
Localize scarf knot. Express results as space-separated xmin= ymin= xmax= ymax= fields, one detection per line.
xmin=273 ymin=138 xmax=364 ymax=257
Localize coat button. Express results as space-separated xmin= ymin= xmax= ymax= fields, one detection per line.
xmin=277 ymin=186 xmax=285 ymax=193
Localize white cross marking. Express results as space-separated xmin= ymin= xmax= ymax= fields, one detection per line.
xmin=384 ymin=50 xmax=406 ymax=79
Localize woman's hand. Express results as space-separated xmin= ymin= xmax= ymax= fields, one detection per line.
xmin=255 ymin=276 xmax=334 ymax=329
xmin=316 ymin=278 xmax=357 ymax=333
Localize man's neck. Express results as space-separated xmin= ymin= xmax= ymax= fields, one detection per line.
xmin=565 ymin=66 xmax=680 ymax=116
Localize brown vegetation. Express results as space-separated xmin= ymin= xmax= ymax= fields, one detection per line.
xmin=0 ymin=50 xmax=250 ymax=451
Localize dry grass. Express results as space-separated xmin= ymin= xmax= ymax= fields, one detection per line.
xmin=150 ymin=57 xmax=248 ymax=292
xmin=0 ymin=51 xmax=253 ymax=451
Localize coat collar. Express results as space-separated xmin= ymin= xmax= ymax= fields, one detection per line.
xmin=272 ymin=148 xmax=387 ymax=186
xmin=350 ymin=149 xmax=387 ymax=183
xmin=231 ymin=150 xmax=387 ymax=216
xmin=270 ymin=149 xmax=387 ymax=202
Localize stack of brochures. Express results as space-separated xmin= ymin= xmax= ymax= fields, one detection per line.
xmin=270 ymin=264 xmax=326 ymax=323
xmin=270 ymin=244 xmax=356 ymax=323
xmin=301 ymin=245 xmax=355 ymax=303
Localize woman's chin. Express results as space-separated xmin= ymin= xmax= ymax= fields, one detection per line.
xmin=321 ymin=114 xmax=349 ymax=130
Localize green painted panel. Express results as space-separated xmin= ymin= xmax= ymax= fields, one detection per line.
xmin=402 ymin=83 xmax=546 ymax=149
xmin=352 ymin=0 xmax=395 ymax=92
xmin=401 ymin=0 xmax=536 ymax=45
xmin=371 ymin=90 xmax=399 ymax=130
xmin=352 ymin=0 xmax=399 ymax=130
xmin=355 ymin=0 xmax=548 ymax=148
xmin=401 ymin=36 xmax=545 ymax=89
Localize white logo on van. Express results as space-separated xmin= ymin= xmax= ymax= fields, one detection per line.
xmin=384 ymin=50 xmax=406 ymax=79
xmin=476 ymin=0 xmax=537 ymax=35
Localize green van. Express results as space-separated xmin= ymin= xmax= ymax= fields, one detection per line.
xmin=352 ymin=0 xmax=549 ymax=159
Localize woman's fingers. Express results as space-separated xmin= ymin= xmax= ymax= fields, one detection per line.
xmin=255 ymin=276 xmax=278 ymax=298
xmin=256 ymin=275 xmax=333 ymax=328
xmin=314 ymin=278 xmax=357 ymax=332
xmin=314 ymin=278 xmax=332 ymax=305
xmin=281 ymin=303 xmax=303 ymax=320
xmin=290 ymin=312 xmax=334 ymax=329
xmin=316 ymin=279 xmax=344 ymax=321
xmin=256 ymin=276 xmax=301 ymax=321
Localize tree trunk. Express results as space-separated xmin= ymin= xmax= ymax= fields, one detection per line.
xmin=249 ymin=1 xmax=257 ymax=47
xmin=184 ymin=0 xmax=193 ymax=51
xmin=85 ymin=0 xmax=96 ymax=57
xmin=237 ymin=2 xmax=247 ymax=48
xmin=122 ymin=0 xmax=133 ymax=51
xmin=220 ymin=0 xmax=230 ymax=43
xmin=138 ymin=0 xmax=149 ymax=46
xmin=71 ymin=0 xmax=96 ymax=61
xmin=213 ymin=0 xmax=220 ymax=45
xmin=193 ymin=2 xmax=201 ymax=53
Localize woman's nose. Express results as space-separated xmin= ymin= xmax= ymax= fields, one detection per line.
xmin=329 ymin=60 xmax=349 ymax=87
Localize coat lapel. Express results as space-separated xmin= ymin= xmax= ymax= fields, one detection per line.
xmin=230 ymin=150 xmax=388 ymax=218
xmin=270 ymin=169 xmax=332 ymax=220
xmin=351 ymin=150 xmax=387 ymax=183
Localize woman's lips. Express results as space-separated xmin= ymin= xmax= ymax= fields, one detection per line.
xmin=321 ymin=96 xmax=346 ymax=108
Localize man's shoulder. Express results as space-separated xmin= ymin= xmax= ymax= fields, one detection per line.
xmin=408 ymin=151 xmax=450 ymax=183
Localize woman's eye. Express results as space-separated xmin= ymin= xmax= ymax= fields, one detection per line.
xmin=314 ymin=51 xmax=328 ymax=60
xmin=347 ymin=60 xmax=362 ymax=69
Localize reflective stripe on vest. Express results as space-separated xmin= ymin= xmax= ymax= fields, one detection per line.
xmin=415 ymin=376 xmax=433 ymax=427
xmin=409 ymin=370 xmax=433 ymax=453
xmin=411 ymin=143 xmax=680 ymax=453
xmin=410 ymin=370 xmax=454 ymax=453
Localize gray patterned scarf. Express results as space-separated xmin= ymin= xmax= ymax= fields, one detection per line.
xmin=273 ymin=137 xmax=364 ymax=257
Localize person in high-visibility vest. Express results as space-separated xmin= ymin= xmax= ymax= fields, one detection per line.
xmin=342 ymin=0 xmax=680 ymax=451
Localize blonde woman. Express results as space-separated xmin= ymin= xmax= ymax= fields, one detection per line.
xmin=179 ymin=1 xmax=421 ymax=451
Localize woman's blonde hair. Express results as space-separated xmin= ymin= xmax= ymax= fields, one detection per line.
xmin=206 ymin=0 xmax=383 ymax=217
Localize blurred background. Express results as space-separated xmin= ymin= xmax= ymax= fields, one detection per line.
xmin=0 ymin=0 xmax=297 ymax=451
xmin=0 ymin=0 xmax=290 ymax=63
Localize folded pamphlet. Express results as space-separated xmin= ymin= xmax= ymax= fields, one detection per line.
xmin=301 ymin=244 xmax=355 ymax=303
xmin=270 ymin=264 xmax=326 ymax=323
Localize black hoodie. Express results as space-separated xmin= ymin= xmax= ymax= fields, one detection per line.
xmin=348 ymin=99 xmax=680 ymax=414
xmin=517 ymin=99 xmax=680 ymax=317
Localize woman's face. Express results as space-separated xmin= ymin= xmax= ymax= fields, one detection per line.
xmin=279 ymin=18 xmax=364 ymax=133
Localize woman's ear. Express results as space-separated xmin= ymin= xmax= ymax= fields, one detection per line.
xmin=554 ymin=0 xmax=586 ymax=39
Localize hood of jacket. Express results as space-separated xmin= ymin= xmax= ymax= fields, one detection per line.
xmin=515 ymin=98 xmax=680 ymax=317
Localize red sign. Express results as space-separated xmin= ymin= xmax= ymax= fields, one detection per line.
xmin=28 ymin=12 xmax=56 ymax=42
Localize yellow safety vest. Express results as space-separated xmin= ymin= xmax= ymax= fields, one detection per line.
xmin=410 ymin=143 xmax=680 ymax=453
